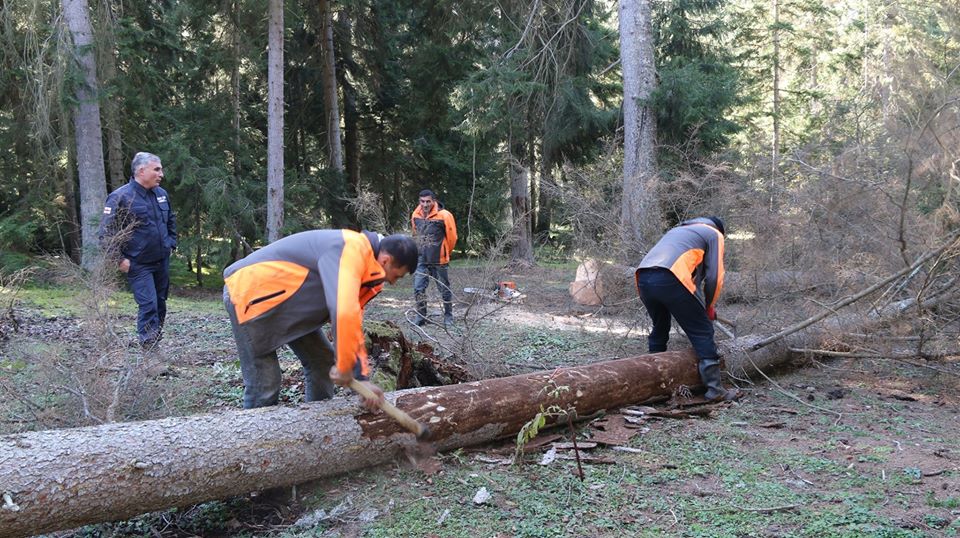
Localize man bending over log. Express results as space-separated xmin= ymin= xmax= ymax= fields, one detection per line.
xmin=636 ymin=217 xmax=740 ymax=401
xmin=223 ymin=230 xmax=419 ymax=409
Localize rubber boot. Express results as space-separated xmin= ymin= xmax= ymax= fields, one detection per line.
xmin=443 ymin=301 xmax=454 ymax=327
xmin=699 ymin=357 xmax=739 ymax=401
xmin=414 ymin=292 xmax=428 ymax=326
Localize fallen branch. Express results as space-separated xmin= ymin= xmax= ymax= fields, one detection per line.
xmin=750 ymin=232 xmax=960 ymax=351
xmin=746 ymin=358 xmax=844 ymax=421
xmin=789 ymin=348 xmax=960 ymax=377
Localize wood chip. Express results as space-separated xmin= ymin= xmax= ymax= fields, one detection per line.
xmin=626 ymin=406 xmax=659 ymax=414
xmin=552 ymin=442 xmax=597 ymax=450
xmin=521 ymin=434 xmax=563 ymax=452
xmin=555 ymin=454 xmax=615 ymax=464
xmin=758 ymin=421 xmax=786 ymax=429
xmin=474 ymin=455 xmax=512 ymax=465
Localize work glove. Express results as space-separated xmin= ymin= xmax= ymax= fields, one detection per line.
xmin=329 ymin=365 xmax=384 ymax=412
xmin=706 ymin=305 xmax=717 ymax=321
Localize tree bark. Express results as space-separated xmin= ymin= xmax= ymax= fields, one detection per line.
xmin=60 ymin=102 xmax=82 ymax=263
xmin=96 ymin=0 xmax=124 ymax=191
xmin=231 ymin=0 xmax=242 ymax=181
xmin=61 ymin=0 xmax=108 ymax=271
xmin=770 ymin=0 xmax=781 ymax=209
xmin=618 ymin=0 xmax=658 ymax=255
xmin=337 ymin=12 xmax=361 ymax=222
xmin=319 ymin=0 xmax=344 ymax=174
xmin=509 ymin=138 xmax=535 ymax=265
xmin=266 ymin=0 xmax=284 ymax=243
xmin=535 ymin=137 xmax=553 ymax=237
xmin=0 ymin=350 xmax=702 ymax=538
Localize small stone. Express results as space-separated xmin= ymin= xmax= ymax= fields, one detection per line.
xmin=472 ymin=486 xmax=491 ymax=505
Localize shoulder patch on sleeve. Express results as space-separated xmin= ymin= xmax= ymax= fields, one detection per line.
xmin=103 ymin=207 xmax=112 ymax=214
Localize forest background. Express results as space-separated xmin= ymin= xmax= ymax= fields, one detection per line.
xmin=1 ymin=0 xmax=955 ymax=278
xmin=1 ymin=1 xmax=960 ymax=536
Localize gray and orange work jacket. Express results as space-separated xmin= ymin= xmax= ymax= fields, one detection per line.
xmin=636 ymin=217 xmax=725 ymax=310
xmin=410 ymin=203 xmax=457 ymax=265
xmin=223 ymin=230 xmax=386 ymax=376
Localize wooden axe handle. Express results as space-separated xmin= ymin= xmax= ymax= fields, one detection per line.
xmin=349 ymin=379 xmax=427 ymax=439
xmin=715 ymin=315 xmax=737 ymax=328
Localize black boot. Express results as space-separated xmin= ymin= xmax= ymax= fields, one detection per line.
xmin=415 ymin=293 xmax=428 ymax=326
xmin=699 ymin=357 xmax=740 ymax=401
xmin=443 ymin=301 xmax=454 ymax=327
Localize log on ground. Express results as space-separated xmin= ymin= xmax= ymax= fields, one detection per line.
xmin=0 ymin=350 xmax=700 ymax=538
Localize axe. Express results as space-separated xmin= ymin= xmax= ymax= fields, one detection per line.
xmin=319 ymin=331 xmax=431 ymax=440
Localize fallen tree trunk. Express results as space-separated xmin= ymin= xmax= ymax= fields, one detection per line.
xmin=0 ymin=350 xmax=702 ymax=538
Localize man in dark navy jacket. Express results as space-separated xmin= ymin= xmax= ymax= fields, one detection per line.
xmin=99 ymin=152 xmax=178 ymax=348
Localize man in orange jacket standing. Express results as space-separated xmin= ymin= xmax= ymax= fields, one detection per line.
xmin=410 ymin=189 xmax=458 ymax=327
xmin=636 ymin=216 xmax=739 ymax=401
xmin=223 ymin=230 xmax=418 ymax=409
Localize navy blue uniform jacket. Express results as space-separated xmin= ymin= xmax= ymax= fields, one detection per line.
xmin=98 ymin=178 xmax=178 ymax=263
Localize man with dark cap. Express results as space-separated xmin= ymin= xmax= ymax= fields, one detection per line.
xmin=410 ymin=189 xmax=458 ymax=327
xmin=223 ymin=230 xmax=418 ymax=409
xmin=635 ymin=216 xmax=739 ymax=401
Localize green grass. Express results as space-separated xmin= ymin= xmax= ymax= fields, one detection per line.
xmin=13 ymin=281 xmax=225 ymax=318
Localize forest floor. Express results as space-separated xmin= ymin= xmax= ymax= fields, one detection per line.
xmin=1 ymin=262 xmax=959 ymax=537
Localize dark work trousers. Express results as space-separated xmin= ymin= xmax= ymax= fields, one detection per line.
xmin=127 ymin=256 xmax=170 ymax=344
xmin=413 ymin=262 xmax=452 ymax=305
xmin=223 ymin=288 xmax=336 ymax=409
xmin=637 ymin=268 xmax=718 ymax=361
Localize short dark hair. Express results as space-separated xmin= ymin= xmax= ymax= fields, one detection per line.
xmin=418 ymin=189 xmax=436 ymax=199
xmin=708 ymin=216 xmax=726 ymax=236
xmin=380 ymin=234 xmax=419 ymax=274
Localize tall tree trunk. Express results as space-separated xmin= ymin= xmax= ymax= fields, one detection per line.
xmin=531 ymin=137 xmax=540 ymax=235
xmin=535 ymin=137 xmax=553 ymax=237
xmin=231 ymin=0 xmax=242 ymax=181
xmin=509 ymin=136 xmax=535 ymax=265
xmin=266 ymin=0 xmax=284 ymax=243
xmin=0 ymin=350 xmax=702 ymax=538
xmin=61 ymin=0 xmax=108 ymax=271
xmin=319 ymin=0 xmax=344 ymax=174
xmin=97 ymin=0 xmax=124 ymax=191
xmin=770 ymin=0 xmax=781 ymax=210
xmin=618 ymin=0 xmax=658 ymax=256
xmin=194 ymin=184 xmax=203 ymax=286
xmin=337 ymin=12 xmax=361 ymax=224
xmin=879 ymin=6 xmax=894 ymax=125
xmin=61 ymin=105 xmax=81 ymax=263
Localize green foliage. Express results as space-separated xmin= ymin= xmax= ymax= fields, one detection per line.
xmin=653 ymin=60 xmax=741 ymax=156
xmin=926 ymin=491 xmax=960 ymax=509
xmin=652 ymin=0 xmax=743 ymax=160
xmin=515 ymin=408 xmax=549 ymax=459
xmin=2 ymin=0 xmax=958 ymax=272
xmin=515 ymin=381 xmax=571 ymax=460
xmin=0 ymin=249 xmax=33 ymax=274
xmin=0 ymin=213 xmax=38 ymax=251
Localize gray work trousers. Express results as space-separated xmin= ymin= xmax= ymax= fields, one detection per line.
xmin=224 ymin=288 xmax=336 ymax=409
